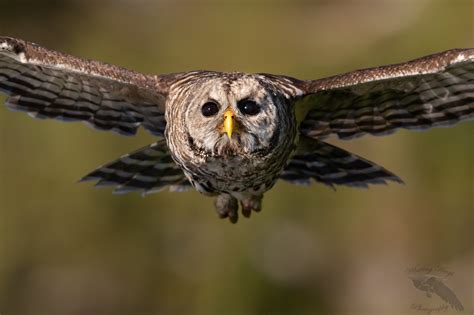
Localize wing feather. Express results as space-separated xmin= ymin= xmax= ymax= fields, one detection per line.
xmin=80 ymin=139 xmax=191 ymax=195
xmin=0 ymin=36 xmax=176 ymax=136
xmin=295 ymin=49 xmax=474 ymax=139
xmin=280 ymin=136 xmax=402 ymax=188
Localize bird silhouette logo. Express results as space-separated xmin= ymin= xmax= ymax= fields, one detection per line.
xmin=407 ymin=267 xmax=464 ymax=312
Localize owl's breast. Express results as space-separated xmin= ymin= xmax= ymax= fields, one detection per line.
xmin=180 ymin=153 xmax=287 ymax=195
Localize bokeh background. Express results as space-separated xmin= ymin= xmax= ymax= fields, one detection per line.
xmin=0 ymin=0 xmax=472 ymax=314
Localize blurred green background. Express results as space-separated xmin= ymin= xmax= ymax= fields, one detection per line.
xmin=0 ymin=1 xmax=472 ymax=314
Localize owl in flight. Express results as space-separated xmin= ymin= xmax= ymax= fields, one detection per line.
xmin=0 ymin=37 xmax=472 ymax=223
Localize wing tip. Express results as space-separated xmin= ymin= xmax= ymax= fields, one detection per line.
xmin=78 ymin=175 xmax=99 ymax=183
xmin=0 ymin=36 xmax=27 ymax=62
xmin=448 ymin=47 xmax=474 ymax=64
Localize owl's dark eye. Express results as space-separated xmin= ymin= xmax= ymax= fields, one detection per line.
xmin=238 ymin=100 xmax=260 ymax=116
xmin=201 ymin=101 xmax=220 ymax=117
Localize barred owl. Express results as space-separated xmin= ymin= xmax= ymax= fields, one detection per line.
xmin=0 ymin=37 xmax=472 ymax=223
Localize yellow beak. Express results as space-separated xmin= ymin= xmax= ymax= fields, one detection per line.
xmin=223 ymin=110 xmax=234 ymax=139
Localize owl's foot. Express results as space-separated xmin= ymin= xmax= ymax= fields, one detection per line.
xmin=214 ymin=194 xmax=263 ymax=223
xmin=215 ymin=194 xmax=239 ymax=223
xmin=240 ymin=195 xmax=263 ymax=218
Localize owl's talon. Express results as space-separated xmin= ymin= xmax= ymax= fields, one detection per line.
xmin=241 ymin=195 xmax=263 ymax=216
xmin=228 ymin=211 xmax=239 ymax=224
xmin=217 ymin=211 xmax=228 ymax=219
xmin=241 ymin=206 xmax=252 ymax=218
xmin=215 ymin=194 xmax=239 ymax=223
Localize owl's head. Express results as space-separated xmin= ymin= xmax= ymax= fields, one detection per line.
xmin=166 ymin=72 xmax=296 ymax=159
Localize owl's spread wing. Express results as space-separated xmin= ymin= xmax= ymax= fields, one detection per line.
xmin=280 ymin=136 xmax=402 ymax=188
xmin=0 ymin=36 xmax=177 ymax=136
xmin=80 ymin=140 xmax=191 ymax=194
xmin=295 ymin=49 xmax=474 ymax=140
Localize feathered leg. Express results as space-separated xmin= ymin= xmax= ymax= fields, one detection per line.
xmin=240 ymin=194 xmax=263 ymax=218
xmin=215 ymin=194 xmax=239 ymax=223
xmin=215 ymin=193 xmax=263 ymax=223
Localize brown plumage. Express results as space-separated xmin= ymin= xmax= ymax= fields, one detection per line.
xmin=0 ymin=36 xmax=473 ymax=222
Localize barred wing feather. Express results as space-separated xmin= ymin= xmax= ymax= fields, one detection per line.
xmin=280 ymin=137 xmax=402 ymax=188
xmin=81 ymin=140 xmax=191 ymax=195
xmin=298 ymin=49 xmax=474 ymax=140
xmin=0 ymin=36 xmax=171 ymax=136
